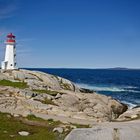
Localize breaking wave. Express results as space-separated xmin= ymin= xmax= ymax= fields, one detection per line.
xmin=29 ymin=68 xmax=140 ymax=108
xmin=76 ymin=83 xmax=140 ymax=108
xmin=76 ymin=83 xmax=140 ymax=93
xmin=121 ymin=101 xmax=137 ymax=109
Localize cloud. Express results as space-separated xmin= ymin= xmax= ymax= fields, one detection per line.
xmin=0 ymin=0 xmax=18 ymax=20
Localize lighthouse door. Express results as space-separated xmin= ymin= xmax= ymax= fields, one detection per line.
xmin=1 ymin=61 xmax=8 ymax=70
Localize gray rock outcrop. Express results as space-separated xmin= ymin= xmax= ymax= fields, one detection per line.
xmin=65 ymin=120 xmax=140 ymax=140
xmin=18 ymin=131 xmax=30 ymax=136
xmin=0 ymin=69 xmax=128 ymax=124
xmin=0 ymin=69 xmax=79 ymax=91
xmin=117 ymin=107 xmax=140 ymax=121
xmin=53 ymin=127 xmax=63 ymax=133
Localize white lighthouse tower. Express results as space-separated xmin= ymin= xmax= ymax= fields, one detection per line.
xmin=1 ymin=33 xmax=17 ymax=70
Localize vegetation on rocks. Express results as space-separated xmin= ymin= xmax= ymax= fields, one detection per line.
xmin=33 ymin=89 xmax=65 ymax=97
xmin=27 ymin=115 xmax=62 ymax=126
xmin=71 ymin=123 xmax=90 ymax=128
xmin=33 ymin=89 xmax=59 ymax=96
xmin=27 ymin=114 xmax=45 ymax=121
xmin=42 ymin=98 xmax=57 ymax=105
xmin=60 ymin=79 xmax=71 ymax=90
xmin=0 ymin=112 xmax=68 ymax=140
xmin=35 ymin=98 xmax=57 ymax=106
xmin=61 ymin=83 xmax=71 ymax=90
xmin=0 ymin=79 xmax=28 ymax=89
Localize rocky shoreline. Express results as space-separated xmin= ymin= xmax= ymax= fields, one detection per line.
xmin=0 ymin=69 xmax=130 ymax=123
xmin=0 ymin=69 xmax=140 ymax=139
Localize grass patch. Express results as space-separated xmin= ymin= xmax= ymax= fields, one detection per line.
xmin=26 ymin=114 xmax=44 ymax=122
xmin=27 ymin=115 xmax=62 ymax=126
xmin=0 ymin=112 xmax=67 ymax=140
xmin=61 ymin=83 xmax=71 ymax=90
xmin=42 ymin=98 xmax=57 ymax=105
xmin=0 ymin=80 xmax=28 ymax=89
xmin=33 ymin=89 xmax=63 ymax=96
xmin=34 ymin=98 xmax=57 ymax=106
xmin=60 ymin=79 xmax=71 ymax=90
xmin=71 ymin=123 xmax=90 ymax=128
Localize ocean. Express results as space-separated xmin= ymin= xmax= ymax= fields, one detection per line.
xmin=26 ymin=68 xmax=140 ymax=108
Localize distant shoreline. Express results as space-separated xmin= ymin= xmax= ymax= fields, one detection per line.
xmin=23 ymin=68 xmax=140 ymax=70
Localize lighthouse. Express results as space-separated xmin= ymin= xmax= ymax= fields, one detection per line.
xmin=1 ymin=33 xmax=17 ymax=70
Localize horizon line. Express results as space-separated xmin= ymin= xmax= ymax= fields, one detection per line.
xmin=22 ymin=67 xmax=140 ymax=70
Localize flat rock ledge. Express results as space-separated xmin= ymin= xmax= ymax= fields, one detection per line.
xmin=65 ymin=120 xmax=140 ymax=140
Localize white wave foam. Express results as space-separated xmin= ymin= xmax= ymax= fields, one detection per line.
xmin=125 ymin=90 xmax=140 ymax=93
xmin=76 ymin=83 xmax=139 ymax=108
xmin=124 ymin=86 xmax=138 ymax=89
xmin=121 ymin=101 xmax=137 ymax=109
xmin=133 ymin=99 xmax=140 ymax=104
xmin=76 ymin=83 xmax=140 ymax=93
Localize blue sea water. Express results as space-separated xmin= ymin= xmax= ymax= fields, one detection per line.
xmin=26 ymin=68 xmax=140 ymax=108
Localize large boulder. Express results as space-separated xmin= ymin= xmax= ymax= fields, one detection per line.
xmin=117 ymin=107 xmax=140 ymax=121
xmin=53 ymin=91 xmax=127 ymax=122
xmin=0 ymin=69 xmax=80 ymax=92
xmin=65 ymin=120 xmax=140 ymax=140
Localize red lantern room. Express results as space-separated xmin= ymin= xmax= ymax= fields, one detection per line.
xmin=6 ymin=33 xmax=16 ymax=43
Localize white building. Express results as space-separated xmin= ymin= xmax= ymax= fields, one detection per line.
xmin=1 ymin=33 xmax=17 ymax=70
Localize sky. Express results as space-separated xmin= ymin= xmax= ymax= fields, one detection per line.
xmin=0 ymin=0 xmax=140 ymax=68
